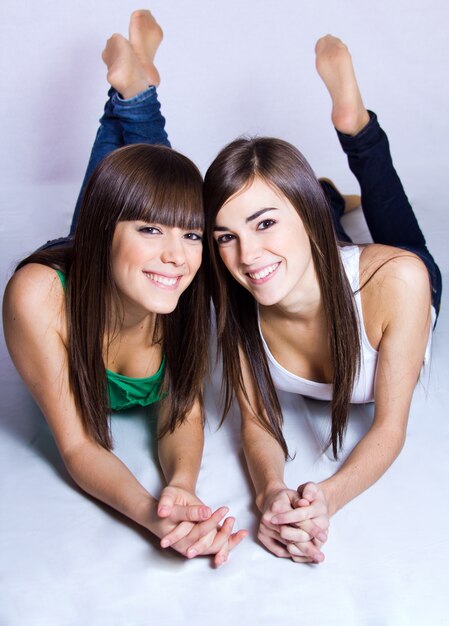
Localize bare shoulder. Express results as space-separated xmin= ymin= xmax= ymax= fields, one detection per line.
xmin=360 ymin=243 xmax=431 ymax=297
xmin=3 ymin=263 xmax=66 ymax=337
xmin=359 ymin=244 xmax=432 ymax=331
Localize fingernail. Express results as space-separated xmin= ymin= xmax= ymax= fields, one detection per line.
xmin=160 ymin=539 xmax=170 ymax=548
xmin=158 ymin=506 xmax=169 ymax=515
xmin=187 ymin=549 xmax=197 ymax=558
xmin=318 ymin=532 xmax=327 ymax=542
xmin=271 ymin=516 xmax=279 ymax=524
xmin=201 ymin=507 xmax=212 ymax=520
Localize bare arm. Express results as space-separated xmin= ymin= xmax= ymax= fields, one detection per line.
xmin=3 ymin=265 xmax=168 ymax=529
xmin=319 ymin=254 xmax=432 ymax=515
xmin=238 ymin=352 xmax=326 ymax=562
xmin=158 ymin=398 xmax=204 ymax=494
xmin=274 ymin=254 xmax=433 ymax=535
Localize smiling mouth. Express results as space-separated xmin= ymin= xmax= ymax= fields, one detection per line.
xmin=247 ymin=263 xmax=280 ymax=281
xmin=143 ymin=272 xmax=181 ymax=289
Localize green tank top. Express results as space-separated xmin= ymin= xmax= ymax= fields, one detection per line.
xmin=55 ymin=269 xmax=164 ymax=410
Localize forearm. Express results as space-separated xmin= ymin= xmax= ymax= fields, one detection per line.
xmin=320 ymin=423 xmax=406 ymax=515
xmin=158 ymin=406 xmax=204 ymax=492
xmin=63 ymin=442 xmax=157 ymax=529
xmin=242 ymin=419 xmax=287 ymax=510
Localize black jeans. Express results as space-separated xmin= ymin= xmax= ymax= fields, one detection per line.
xmin=320 ymin=111 xmax=442 ymax=317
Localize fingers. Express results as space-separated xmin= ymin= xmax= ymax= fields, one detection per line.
xmin=213 ymin=520 xmax=234 ymax=567
xmin=186 ymin=512 xmax=233 ymax=559
xmin=214 ymin=525 xmax=249 ymax=566
xmin=157 ymin=491 xmax=211 ymax=522
xmin=160 ymin=521 xmax=194 ymax=548
xmin=286 ymin=540 xmax=325 ymax=564
xmin=165 ymin=507 xmax=228 ymax=553
xmin=278 ymin=524 xmax=316 ymax=544
xmin=228 ymin=529 xmax=248 ymax=551
xmin=291 ymin=555 xmax=317 ymax=564
xmin=210 ymin=517 xmax=236 ymax=566
xmin=211 ymin=518 xmax=248 ymax=567
xmin=296 ymin=518 xmax=329 ymax=543
xmin=168 ymin=504 xmax=212 ymax=523
xmin=270 ymin=505 xmax=318 ymax=525
xmin=258 ymin=531 xmax=292 ymax=558
xmin=259 ymin=521 xmax=325 ymax=563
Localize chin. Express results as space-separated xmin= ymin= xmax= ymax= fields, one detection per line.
xmin=148 ymin=301 xmax=179 ymax=315
xmin=243 ymin=282 xmax=282 ymax=306
xmin=255 ymin=295 xmax=280 ymax=307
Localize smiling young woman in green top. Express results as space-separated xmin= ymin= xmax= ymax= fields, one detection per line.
xmin=3 ymin=11 xmax=246 ymax=566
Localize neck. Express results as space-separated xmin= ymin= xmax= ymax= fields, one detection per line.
xmin=109 ymin=298 xmax=157 ymax=338
xmin=266 ymin=257 xmax=323 ymax=322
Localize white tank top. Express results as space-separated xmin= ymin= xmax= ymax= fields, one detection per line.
xmin=258 ymin=245 xmax=434 ymax=403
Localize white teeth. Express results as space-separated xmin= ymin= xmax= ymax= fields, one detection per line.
xmin=146 ymin=273 xmax=178 ymax=286
xmin=248 ymin=263 xmax=279 ymax=280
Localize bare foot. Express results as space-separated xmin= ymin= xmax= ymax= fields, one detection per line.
xmin=319 ymin=178 xmax=361 ymax=213
xmin=315 ymin=35 xmax=370 ymax=136
xmin=102 ymin=33 xmax=150 ymax=99
xmin=129 ymin=10 xmax=163 ymax=87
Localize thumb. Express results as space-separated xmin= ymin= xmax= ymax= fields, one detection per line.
xmin=169 ymin=504 xmax=212 ymax=523
xmin=297 ymin=481 xmax=318 ymax=503
xmin=157 ymin=491 xmax=175 ymax=518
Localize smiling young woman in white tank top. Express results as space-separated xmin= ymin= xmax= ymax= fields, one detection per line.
xmin=203 ymin=35 xmax=441 ymax=564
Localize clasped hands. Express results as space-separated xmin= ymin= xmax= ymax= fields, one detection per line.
xmin=150 ymin=485 xmax=247 ymax=567
xmin=257 ymin=482 xmax=330 ymax=563
xmin=150 ymin=482 xmax=329 ymax=566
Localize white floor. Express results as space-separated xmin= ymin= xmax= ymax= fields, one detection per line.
xmin=1 ymin=2 xmax=449 ymax=625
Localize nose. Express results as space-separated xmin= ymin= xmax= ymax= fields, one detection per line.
xmin=239 ymin=234 xmax=262 ymax=266
xmin=160 ymin=233 xmax=186 ymax=266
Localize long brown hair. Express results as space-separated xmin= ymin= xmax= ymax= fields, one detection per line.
xmin=203 ymin=137 xmax=360 ymax=459
xmin=17 ymin=143 xmax=208 ymax=449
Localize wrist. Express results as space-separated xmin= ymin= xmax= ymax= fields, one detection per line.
xmin=134 ymin=493 xmax=159 ymax=531
xmin=255 ymin=479 xmax=287 ymax=512
xmin=318 ymin=479 xmax=339 ymax=517
xmin=166 ymin=474 xmax=197 ymax=494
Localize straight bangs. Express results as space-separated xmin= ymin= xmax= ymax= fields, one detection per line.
xmin=111 ymin=144 xmax=204 ymax=231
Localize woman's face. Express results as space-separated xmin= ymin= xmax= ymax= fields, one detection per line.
xmin=111 ymin=220 xmax=203 ymax=319
xmin=213 ymin=177 xmax=315 ymax=308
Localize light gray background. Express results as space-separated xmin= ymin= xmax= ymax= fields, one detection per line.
xmin=1 ymin=2 xmax=448 ymax=625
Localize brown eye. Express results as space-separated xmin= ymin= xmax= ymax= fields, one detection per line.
xmin=138 ymin=226 xmax=161 ymax=235
xmin=257 ymin=219 xmax=276 ymax=230
xmin=216 ymin=234 xmax=235 ymax=245
xmin=183 ymin=232 xmax=203 ymax=241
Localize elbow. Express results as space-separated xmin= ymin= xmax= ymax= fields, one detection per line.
xmin=59 ymin=439 xmax=98 ymax=489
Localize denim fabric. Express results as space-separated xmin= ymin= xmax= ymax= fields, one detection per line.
xmin=69 ymin=86 xmax=170 ymax=234
xmin=320 ymin=111 xmax=442 ymax=316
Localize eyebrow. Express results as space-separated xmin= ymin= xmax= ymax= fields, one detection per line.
xmin=213 ymin=207 xmax=278 ymax=231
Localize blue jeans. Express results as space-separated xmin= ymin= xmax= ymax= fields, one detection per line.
xmin=320 ymin=111 xmax=442 ymax=317
xmin=69 ymin=86 xmax=170 ymax=234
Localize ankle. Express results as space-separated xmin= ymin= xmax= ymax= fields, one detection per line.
xmin=333 ymin=106 xmax=370 ymax=136
xmin=119 ymin=80 xmax=150 ymax=100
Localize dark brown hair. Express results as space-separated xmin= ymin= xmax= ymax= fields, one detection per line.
xmin=203 ymin=137 xmax=360 ymax=459
xmin=17 ymin=143 xmax=208 ymax=449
